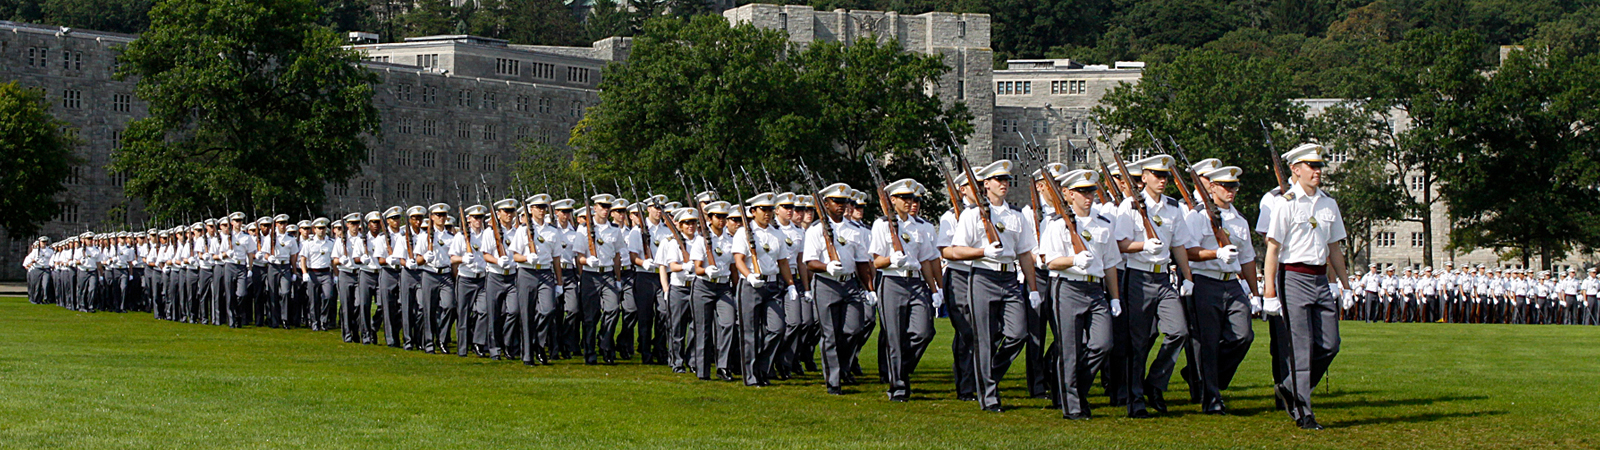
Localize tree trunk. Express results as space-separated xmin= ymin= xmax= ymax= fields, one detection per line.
xmin=1422 ymin=165 xmax=1434 ymax=267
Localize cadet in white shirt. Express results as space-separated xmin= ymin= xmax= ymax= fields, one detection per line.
xmin=24 ymin=237 xmax=54 ymax=305
xmin=450 ymin=205 xmax=489 ymax=356
xmin=1261 ymin=143 xmax=1353 ymax=430
xmin=1180 ymin=165 xmax=1259 ymax=415
xmin=1037 ymin=169 xmax=1120 ymax=419
xmin=867 ymin=180 xmax=941 ymax=402
xmin=1114 ymin=155 xmax=1197 ymax=418
xmin=373 ymin=207 xmax=406 ymax=348
xmin=944 ymin=161 xmax=1040 ymax=413
xmin=300 ymin=218 xmax=336 ymax=332
xmin=415 ymin=205 xmax=456 ymax=353
xmin=732 ymin=192 xmax=798 ymax=387
xmin=510 ymin=195 xmax=566 ymax=365
xmin=803 ymin=185 xmax=877 ymax=395
xmin=657 ymin=207 xmax=699 ymax=374
xmin=333 ymin=213 xmax=361 ymax=340
xmin=477 ymin=199 xmax=520 ymax=359
xmin=937 ymin=173 xmax=981 ymax=402
xmin=576 ymin=194 xmax=626 ymax=365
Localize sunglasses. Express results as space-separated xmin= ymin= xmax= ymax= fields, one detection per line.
xmin=989 ymin=176 xmax=1013 ymax=182
xmin=891 ymin=194 xmax=918 ymax=200
xmin=1071 ymin=186 xmax=1098 ymax=194
xmin=755 ymin=206 xmax=775 ymax=212
xmin=1149 ymin=170 xmax=1173 ymax=179
xmin=827 ymin=198 xmax=850 ymax=204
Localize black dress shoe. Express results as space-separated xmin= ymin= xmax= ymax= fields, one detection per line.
xmin=1128 ymin=409 xmax=1152 ymax=419
xmin=1204 ymin=409 xmax=1230 ymax=416
xmin=889 ymin=395 xmax=908 ymax=403
xmin=1298 ymin=416 xmax=1324 ymax=430
xmin=716 ymin=369 xmax=736 ymax=382
xmin=1065 ymin=413 xmax=1091 ymax=420
xmin=585 ymin=357 xmax=598 ymax=365
xmin=957 ymin=394 xmax=978 ymax=402
xmin=673 ymin=367 xmax=687 ymax=374
xmin=983 ymin=405 xmax=1004 ymax=413
xmin=827 ymin=387 xmax=844 ymax=395
xmin=1147 ymin=391 xmax=1168 ymax=414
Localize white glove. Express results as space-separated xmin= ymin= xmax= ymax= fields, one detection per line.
xmin=1250 ymin=295 xmax=1263 ymax=314
xmin=803 ymin=290 xmax=814 ymax=303
xmin=1341 ymin=294 xmax=1355 ymax=310
xmin=1029 ymin=291 xmax=1043 ymax=309
xmin=931 ymin=291 xmax=944 ymax=308
xmin=704 ymin=264 xmax=723 ymax=278
xmin=586 ymin=255 xmax=603 ymax=268
xmin=786 ymin=285 xmax=798 ymax=302
xmin=1142 ymin=238 xmax=1166 ymax=256
xmin=424 ymin=251 xmax=437 ymax=261
xmin=1262 ymin=296 xmax=1283 ymax=317
xmin=462 ymin=252 xmax=477 ymax=264
xmin=1180 ymin=279 xmax=1194 ymax=297
xmin=1329 ymin=283 xmax=1344 ymax=300
xmin=889 ymin=251 xmax=908 ymax=269
xmin=747 ymin=274 xmax=767 ymax=288
xmin=555 ymin=285 xmax=565 ymax=296
xmin=1216 ymin=245 xmax=1238 ymax=264
xmin=1071 ymin=251 xmax=1094 ymax=270
xmin=864 ymin=291 xmax=879 ymax=307
xmin=640 ymin=259 xmax=658 ymax=271
xmin=1110 ymin=298 xmax=1122 ymax=317
xmin=825 ymin=260 xmax=847 ymax=277
xmin=982 ymin=242 xmax=1003 ymax=259
xmin=613 ymin=281 xmax=624 ymax=291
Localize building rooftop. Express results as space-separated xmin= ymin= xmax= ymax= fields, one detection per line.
xmin=999 ymin=58 xmax=1145 ymax=72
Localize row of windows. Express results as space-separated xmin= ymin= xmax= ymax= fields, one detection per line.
xmin=567 ymin=67 xmax=592 ymax=84
xmin=1051 ymin=80 xmax=1088 ymax=95
xmin=996 ymin=81 xmax=1030 ymax=96
xmin=1374 ymin=231 xmax=1429 ymax=248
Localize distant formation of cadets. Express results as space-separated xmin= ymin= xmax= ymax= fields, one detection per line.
xmin=26 ymin=143 xmax=1376 ymax=429
xmin=1345 ymin=263 xmax=1600 ymax=325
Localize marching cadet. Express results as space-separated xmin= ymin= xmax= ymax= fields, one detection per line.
xmin=945 ymin=160 xmax=1039 ymax=412
xmin=1360 ymin=264 xmax=1380 ymax=322
xmin=1261 ymin=143 xmax=1353 ymax=430
xmin=1378 ymin=267 xmax=1396 ymax=322
xmin=1022 ymin=163 xmax=1067 ymax=401
xmin=732 ymin=192 xmax=797 ymax=386
xmin=266 ymin=215 xmax=299 ymax=329
xmin=334 ymin=214 xmax=362 ymax=340
xmin=1420 ymin=267 xmax=1437 ymax=323
xmin=416 ymin=204 xmax=456 ymax=354
xmin=354 ymin=212 xmax=383 ymax=343
xmin=658 ymin=207 xmax=699 ymax=373
xmin=1585 ymin=268 xmax=1598 ymax=325
xmin=373 ymin=207 xmax=406 ymax=347
xmin=1561 ymin=269 xmax=1579 ymax=325
xmin=1398 ymin=268 xmax=1416 ymax=322
xmin=623 ymin=196 xmax=667 ymax=365
xmin=773 ymin=193 xmax=812 ymax=378
xmin=869 ymin=180 xmax=941 ymax=401
xmin=511 ymin=195 xmax=565 ymax=365
xmin=225 ymin=214 xmax=252 ymax=328
xmin=611 ymin=198 xmax=639 ymax=361
xmin=24 ymin=237 xmax=53 ymax=305
xmin=398 ymin=206 xmax=428 ymax=349
xmin=300 ymin=218 xmax=335 ymax=331
xmin=479 ymin=199 xmax=520 ymax=359
xmin=1036 ymin=169 xmax=1120 ymax=419
xmin=553 ymin=199 xmax=581 ymax=359
xmin=451 ymin=205 xmax=490 ymax=356
xmin=1115 ymin=154 xmax=1196 ymax=418
xmin=936 ymin=173 xmax=980 ymax=402
xmin=690 ymin=200 xmax=736 ymax=380
xmin=803 ymin=184 xmax=876 ymax=395
xmin=575 ymin=194 xmax=626 ymax=365
xmin=1181 ymin=165 xmax=1257 ymax=415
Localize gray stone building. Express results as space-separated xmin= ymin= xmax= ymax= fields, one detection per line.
xmin=0 ymin=22 xmax=626 ymax=279
xmin=991 ymin=58 xmax=1146 ymax=177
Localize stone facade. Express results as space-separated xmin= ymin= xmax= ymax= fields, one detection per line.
xmin=0 ymin=23 xmax=623 ymax=279
xmin=991 ymin=58 xmax=1146 ymax=179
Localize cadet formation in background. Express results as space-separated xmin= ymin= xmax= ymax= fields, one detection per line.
xmin=29 ymin=142 xmax=1578 ymax=430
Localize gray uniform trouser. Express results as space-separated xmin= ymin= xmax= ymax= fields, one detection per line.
xmin=616 ymin=269 xmax=638 ymax=356
xmin=195 ymin=267 xmax=212 ymax=323
xmin=223 ymin=264 xmax=245 ymax=327
xmin=418 ymin=269 xmax=453 ymax=350
xmin=516 ymin=268 xmax=557 ymax=362
xmin=1188 ymin=275 xmax=1254 ymax=412
xmin=107 ymin=268 xmax=127 ymax=312
xmin=269 ymin=264 xmax=293 ymax=327
xmin=478 ymin=272 xmax=515 ymax=356
xmin=968 ymin=267 xmax=1027 ymax=410
xmin=354 ymin=270 xmax=378 ymax=343
xmin=814 ymin=275 xmax=864 ymax=389
xmin=304 ymin=270 xmax=332 ymax=330
xmin=28 ymin=268 xmax=50 ymax=304
xmin=1049 ymin=278 xmax=1111 ymax=417
xmin=1275 ymin=270 xmax=1341 ymax=422
xmin=560 ymin=269 xmax=580 ymax=355
xmin=1121 ymin=268 xmax=1189 ymax=413
xmin=944 ymin=266 xmax=977 ymax=397
xmin=691 ymin=279 xmax=731 ymax=378
xmin=1026 ymin=267 xmax=1051 ymax=398
xmin=738 ymin=280 xmax=786 ymax=385
xmin=401 ymin=268 xmax=422 ymax=349
xmin=667 ymin=284 xmax=694 ymax=370
xmin=628 ymin=270 xmax=662 ymax=360
xmin=580 ymin=270 xmax=621 ymax=360
xmin=337 ymin=269 xmax=359 ymax=340
xmin=778 ymin=270 xmax=809 ymax=374
xmin=880 ymin=274 xmax=934 ymax=399
xmin=454 ymin=275 xmax=484 ymax=356
xmin=378 ymin=267 xmax=403 ymax=347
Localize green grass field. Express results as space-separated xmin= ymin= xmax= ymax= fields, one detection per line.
xmin=0 ymin=295 xmax=1595 ymax=449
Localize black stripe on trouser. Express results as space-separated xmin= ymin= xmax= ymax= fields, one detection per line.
xmin=454 ymin=275 xmax=484 ymax=355
xmin=400 ymin=268 xmax=422 ymax=349
xmin=737 ymin=280 xmax=786 ymax=385
xmin=337 ymin=271 xmax=359 ymax=340
xmin=629 ymin=271 xmax=662 ymax=361
xmin=1189 ymin=275 xmax=1255 ymax=412
xmin=967 ymin=267 xmax=1027 ymax=410
xmin=477 ymin=272 xmax=515 ymax=356
xmin=355 ymin=271 xmax=379 ymax=344
xmin=378 ymin=268 xmax=403 ymax=347
xmin=944 ymin=266 xmax=977 ymax=397
xmin=880 ymin=275 xmax=934 ymax=398
xmin=1049 ymin=277 xmax=1110 ymax=417
xmin=417 ymin=270 xmax=453 ymax=350
xmin=666 ymin=284 xmax=695 ymax=370
xmin=1277 ymin=270 xmax=1341 ymax=421
xmin=691 ymin=279 xmax=731 ymax=378
xmin=516 ymin=269 xmax=558 ymax=362
xmin=813 ymin=276 xmax=863 ymax=389
xmin=1120 ymin=268 xmax=1188 ymax=413
xmin=579 ymin=271 xmax=621 ymax=360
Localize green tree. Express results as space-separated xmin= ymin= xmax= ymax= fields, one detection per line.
xmin=499 ymin=0 xmax=584 ymax=45
xmin=1305 ymin=101 xmax=1410 ymax=265
xmin=398 ymin=0 xmax=458 ymax=38
xmin=0 ymin=82 xmax=80 ymax=236
xmin=583 ymin=0 xmax=633 ymax=42
xmin=113 ymin=0 xmax=380 ymax=222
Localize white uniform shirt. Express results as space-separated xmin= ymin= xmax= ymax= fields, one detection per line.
xmin=867 ymin=216 xmax=934 ymax=278
xmin=450 ymin=228 xmax=488 ymax=278
xmin=270 ymin=232 xmax=300 ymax=265
xmin=690 ymin=229 xmax=738 ymax=281
xmin=24 ymin=247 xmax=54 ymax=270
xmin=415 ymin=230 xmax=453 ymax=272
xmin=1118 ymin=192 xmax=1194 ymax=271
xmin=803 ymin=218 xmax=872 ymax=277
xmin=300 ymin=236 xmax=333 ymax=269
xmin=576 ymin=221 xmax=626 ymax=270
xmin=510 ymin=222 xmax=565 ymax=267
xmin=1185 ymin=204 xmax=1254 ymax=275
xmin=734 ymin=222 xmax=793 ymax=279
xmin=655 ymin=234 xmax=693 ymax=287
xmin=937 ymin=207 xmax=972 ymax=269
xmin=778 ymin=222 xmax=806 ymax=276
xmin=950 ymin=202 xmax=1038 ymax=272
xmin=1038 ymin=210 xmax=1119 ymax=278
xmin=1264 ymin=183 xmax=1346 ymax=265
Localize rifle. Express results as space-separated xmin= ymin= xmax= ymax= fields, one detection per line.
xmin=1260 ymin=119 xmax=1290 ymax=194
xmin=943 ymin=145 xmax=1003 ymax=248
xmin=795 ymin=159 xmax=839 ymax=262
xmin=863 ymin=154 xmax=904 ymax=255
xmin=517 ymin=174 xmax=537 ymax=261
xmin=627 ymin=176 xmax=653 ymax=263
xmin=1171 ymin=139 xmax=1233 ymax=249
xmin=455 ymin=182 xmax=475 ymax=253
xmin=1095 ymin=121 xmax=1159 ymax=240
xmin=1035 ymin=155 xmax=1087 ymax=254
xmin=581 ymin=178 xmax=599 ymax=266
xmin=729 ymin=167 xmax=760 ymax=277
xmin=402 ymin=198 xmax=417 ymax=265
xmin=1147 ymin=131 xmax=1196 ymax=210
xmin=482 ymin=175 xmax=507 ymax=261
xmin=676 ymin=170 xmax=720 ymax=274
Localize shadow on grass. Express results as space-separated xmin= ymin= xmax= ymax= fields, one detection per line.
xmin=1327 ymin=409 xmax=1506 ymax=428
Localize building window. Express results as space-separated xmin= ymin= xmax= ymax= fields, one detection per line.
xmin=481 ymin=155 xmax=498 ymax=172
xmin=456 ymin=153 xmax=472 ymax=171
xmin=956 ymin=80 xmax=965 ymax=100
xmin=999 ymin=146 xmax=1019 ymax=161
xmin=538 ymin=127 xmax=553 ymax=145
xmin=1376 ymin=231 xmax=1396 ymax=247
xmin=56 ymin=204 xmax=79 ymax=223
xmin=108 ymin=166 xmax=127 ymax=187
xmin=416 ymin=54 xmax=439 ymax=68
xmin=421 ymin=182 xmax=436 ymax=200
xmin=483 ymin=92 xmax=496 ymax=110
xmin=66 ymin=165 xmax=82 ymax=184
xmin=396 ymin=182 xmax=413 ymax=201
xmin=570 ymin=100 xmax=583 ymax=118
xmin=958 ymin=21 xmax=967 ymax=38
xmin=397 ymin=149 xmax=413 ymax=167
xmin=421 ymin=119 xmax=437 ymax=136
xmin=997 ymin=119 xmax=1019 ymax=133
xmin=420 ymin=150 xmax=436 ymax=168
xmin=496 ymin=58 xmax=520 ymax=76
xmin=1069 ymin=119 xmax=1089 ymax=136
xmin=1411 ymin=232 xmax=1425 ymax=247
xmin=457 ymin=121 xmax=471 ymax=139
xmin=359 ymin=180 xmax=375 ymax=199
xmin=483 ymin=124 xmax=497 ymax=141
xmin=112 ymin=130 xmax=123 ymax=149
xmin=422 ymin=86 xmax=437 ymax=104
xmin=1410 ymin=175 xmax=1425 ymax=191
xmin=532 ymin=62 xmax=555 ymax=79
xmin=397 ymin=84 xmax=413 ymax=102
xmin=28 ymin=47 xmax=46 ymax=67
xmin=516 ymin=126 xmax=530 ymax=141
xmin=366 ymin=55 xmax=391 ymax=63
xmin=516 ymin=96 xmax=529 ymax=112
xmin=331 ymin=182 xmax=348 ymax=197
xmin=1329 ymin=149 xmax=1347 ymax=163
xmin=397 ymin=117 xmax=413 ymax=134
xmin=1032 ymin=120 xmax=1049 ymax=137
xmin=112 ymin=94 xmax=131 ymax=112
xmin=567 ymin=67 xmax=591 ymax=83
xmin=538 ymin=96 xmax=552 ymax=114
xmin=457 ymin=90 xmax=473 ymax=108
xmin=61 ymin=89 xmax=82 ymax=109
xmin=63 ymin=51 xmax=81 ymax=70
xmin=995 ymin=81 xmax=1030 ymax=95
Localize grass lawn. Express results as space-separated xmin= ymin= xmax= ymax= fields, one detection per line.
xmin=0 ymin=295 xmax=1595 ymax=449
